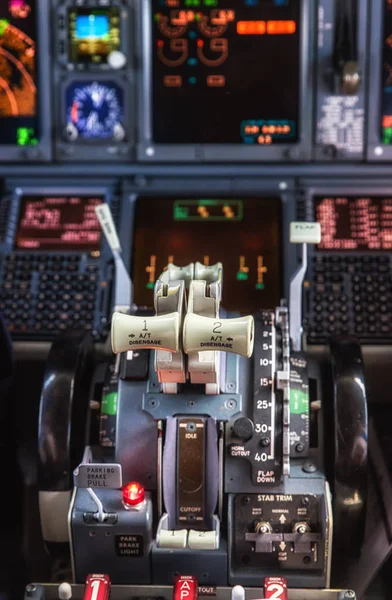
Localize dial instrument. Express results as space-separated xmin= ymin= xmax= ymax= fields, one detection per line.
xmin=64 ymin=81 xmax=125 ymax=141
xmin=0 ymin=0 xmax=38 ymax=145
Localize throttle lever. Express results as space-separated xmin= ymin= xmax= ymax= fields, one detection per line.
xmin=333 ymin=0 xmax=361 ymax=95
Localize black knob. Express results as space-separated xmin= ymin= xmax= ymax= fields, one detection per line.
xmin=232 ymin=418 xmax=254 ymax=441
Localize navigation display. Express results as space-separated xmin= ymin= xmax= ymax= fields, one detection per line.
xmin=132 ymin=197 xmax=282 ymax=313
xmin=316 ymin=196 xmax=392 ymax=251
xmin=151 ymin=0 xmax=301 ymax=145
xmin=0 ymin=0 xmax=39 ymax=145
xmin=68 ymin=8 xmax=121 ymax=65
xmin=15 ymin=195 xmax=103 ymax=251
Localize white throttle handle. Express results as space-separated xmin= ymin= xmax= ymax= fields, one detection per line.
xmin=111 ymin=312 xmax=181 ymax=354
xmin=183 ymin=313 xmax=254 ymax=358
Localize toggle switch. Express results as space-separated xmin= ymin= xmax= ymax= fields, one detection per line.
xmin=111 ymin=312 xmax=180 ymax=354
xmin=183 ymin=313 xmax=254 ymax=358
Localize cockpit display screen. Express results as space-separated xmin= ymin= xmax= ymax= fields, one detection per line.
xmin=315 ymin=195 xmax=392 ymax=251
xmin=382 ymin=0 xmax=392 ymax=143
xmin=152 ymin=0 xmax=301 ymax=145
xmin=68 ymin=8 xmax=121 ymax=65
xmin=132 ymin=197 xmax=282 ymax=313
xmin=0 ymin=0 xmax=39 ymax=146
xmin=15 ymin=195 xmax=103 ymax=251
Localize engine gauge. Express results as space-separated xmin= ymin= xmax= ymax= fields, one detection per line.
xmin=64 ymin=80 xmax=125 ymax=142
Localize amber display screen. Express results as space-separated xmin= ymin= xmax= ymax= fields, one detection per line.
xmin=152 ymin=0 xmax=301 ymax=145
xmin=132 ymin=197 xmax=282 ymax=313
xmin=0 ymin=0 xmax=39 ymax=145
xmin=316 ymin=195 xmax=392 ymax=251
xmin=15 ymin=195 xmax=104 ymax=251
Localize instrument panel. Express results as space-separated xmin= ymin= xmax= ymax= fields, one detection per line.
xmin=0 ymin=0 xmax=389 ymax=162
xmin=0 ymin=0 xmax=392 ymax=348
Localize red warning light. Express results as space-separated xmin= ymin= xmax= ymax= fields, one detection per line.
xmin=122 ymin=482 xmax=145 ymax=506
xmin=264 ymin=577 xmax=288 ymax=600
xmin=84 ymin=575 xmax=111 ymax=600
xmin=173 ymin=576 xmax=198 ymax=600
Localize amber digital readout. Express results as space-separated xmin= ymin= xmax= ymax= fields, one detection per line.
xmin=152 ymin=0 xmax=300 ymax=145
xmin=132 ymin=197 xmax=282 ymax=313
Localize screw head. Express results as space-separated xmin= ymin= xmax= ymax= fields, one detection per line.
xmin=225 ymin=398 xmax=237 ymax=410
xmin=260 ymin=437 xmax=270 ymax=447
xmin=302 ymin=461 xmax=317 ymax=473
xmin=344 ymin=592 xmax=355 ymax=599
xmin=26 ymin=585 xmax=37 ymax=596
xmin=243 ymin=496 xmax=251 ymax=505
xmin=302 ymin=497 xmax=310 ymax=506
xmin=296 ymin=442 xmax=305 ymax=453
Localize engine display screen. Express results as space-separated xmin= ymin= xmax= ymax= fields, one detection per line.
xmin=0 ymin=0 xmax=39 ymax=146
xmin=132 ymin=197 xmax=282 ymax=313
xmin=15 ymin=195 xmax=104 ymax=251
xmin=151 ymin=0 xmax=301 ymax=145
xmin=65 ymin=80 xmax=125 ymax=141
xmin=68 ymin=8 xmax=121 ymax=65
xmin=382 ymin=1 xmax=392 ymax=143
xmin=316 ymin=196 xmax=392 ymax=251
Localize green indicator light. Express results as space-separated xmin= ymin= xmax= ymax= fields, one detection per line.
xmin=199 ymin=199 xmax=218 ymax=206
xmin=0 ymin=19 xmax=9 ymax=36
xmin=256 ymin=283 xmax=265 ymax=290
xmin=174 ymin=206 xmax=189 ymax=220
xmin=237 ymin=272 xmax=248 ymax=281
xmin=204 ymin=0 xmax=218 ymax=5
xmin=146 ymin=282 xmax=155 ymax=289
xmin=101 ymin=392 xmax=118 ymax=416
xmin=174 ymin=200 xmax=243 ymax=221
xmin=290 ymin=390 xmax=309 ymax=415
xmin=383 ymin=127 xmax=392 ymax=144
xmin=17 ymin=128 xmax=38 ymax=146
xmin=185 ymin=0 xmax=201 ymax=5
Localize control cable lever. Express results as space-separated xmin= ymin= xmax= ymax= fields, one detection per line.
xmin=289 ymin=223 xmax=321 ymax=352
xmin=95 ymin=203 xmax=132 ymax=314
xmin=333 ymin=0 xmax=361 ymax=95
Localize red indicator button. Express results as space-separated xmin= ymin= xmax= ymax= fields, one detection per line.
xmin=264 ymin=577 xmax=288 ymax=600
xmin=84 ymin=575 xmax=111 ymax=600
xmin=173 ymin=575 xmax=198 ymax=600
xmin=122 ymin=481 xmax=145 ymax=506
